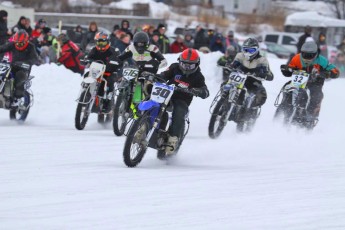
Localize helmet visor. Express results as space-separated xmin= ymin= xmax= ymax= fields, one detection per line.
xmin=96 ymin=39 xmax=108 ymax=48
xmin=243 ymin=47 xmax=257 ymax=54
xmin=302 ymin=52 xmax=316 ymax=60
xmin=135 ymin=42 xmax=146 ymax=48
xmin=15 ymin=42 xmax=26 ymax=48
xmin=179 ymin=61 xmax=196 ymax=71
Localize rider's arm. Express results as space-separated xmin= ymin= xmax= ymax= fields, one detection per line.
xmin=26 ymin=43 xmax=39 ymax=66
xmin=150 ymin=45 xmax=167 ymax=69
xmin=190 ymin=71 xmax=209 ymax=99
xmin=317 ymin=55 xmax=340 ymax=79
xmin=117 ymin=46 xmax=133 ymax=62
xmin=255 ymin=57 xmax=273 ymax=81
xmin=0 ymin=42 xmax=13 ymax=54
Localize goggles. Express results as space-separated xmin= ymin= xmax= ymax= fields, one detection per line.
xmin=135 ymin=42 xmax=146 ymax=47
xmin=243 ymin=47 xmax=257 ymax=54
xmin=301 ymin=52 xmax=317 ymax=60
xmin=96 ymin=40 xmax=108 ymax=47
xmin=15 ymin=42 xmax=26 ymax=47
xmin=180 ymin=61 xmax=196 ymax=71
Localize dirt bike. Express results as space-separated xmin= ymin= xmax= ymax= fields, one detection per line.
xmin=112 ymin=65 xmax=145 ymax=136
xmin=274 ymin=69 xmax=317 ymax=130
xmin=208 ymin=67 xmax=263 ymax=138
xmin=122 ymin=75 xmax=190 ymax=167
xmin=0 ymin=61 xmax=34 ymax=122
xmin=75 ymin=60 xmax=116 ymax=130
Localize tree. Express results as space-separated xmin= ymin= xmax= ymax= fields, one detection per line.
xmin=328 ymin=0 xmax=345 ymax=19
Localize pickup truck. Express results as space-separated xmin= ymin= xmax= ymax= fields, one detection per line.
xmin=261 ymin=32 xmax=302 ymax=54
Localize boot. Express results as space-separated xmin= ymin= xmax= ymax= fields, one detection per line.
xmin=102 ymin=99 xmax=111 ymax=113
xmin=166 ymin=136 xmax=178 ymax=156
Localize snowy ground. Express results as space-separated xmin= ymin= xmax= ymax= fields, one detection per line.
xmin=1 ymin=53 xmax=345 ymax=229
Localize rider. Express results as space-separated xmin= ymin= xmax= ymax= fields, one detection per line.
xmin=217 ymin=45 xmax=238 ymax=81
xmin=280 ymin=41 xmax=339 ymax=122
xmin=156 ymin=48 xmax=209 ymax=155
xmin=118 ymin=31 xmax=167 ymax=74
xmin=0 ymin=29 xmax=38 ymax=107
xmin=86 ymin=31 xmax=121 ymax=113
xmin=226 ymin=37 xmax=273 ymax=118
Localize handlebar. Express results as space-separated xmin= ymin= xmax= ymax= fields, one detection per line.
xmin=220 ymin=65 xmax=265 ymax=81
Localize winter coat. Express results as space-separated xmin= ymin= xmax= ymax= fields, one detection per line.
xmin=0 ymin=42 xmax=39 ymax=66
xmin=113 ymin=39 xmax=129 ymax=53
xmin=11 ymin=17 xmax=26 ymax=34
xmin=80 ymin=30 xmax=97 ymax=52
xmin=87 ymin=46 xmax=121 ymax=74
xmin=58 ymin=40 xmax=84 ymax=74
xmin=297 ymin=33 xmax=311 ymax=53
xmin=0 ymin=12 xmax=9 ymax=46
xmin=159 ymin=63 xmax=209 ymax=106
xmin=157 ymin=34 xmax=170 ymax=54
xmin=193 ymin=29 xmax=209 ymax=50
xmin=170 ymin=41 xmax=188 ymax=53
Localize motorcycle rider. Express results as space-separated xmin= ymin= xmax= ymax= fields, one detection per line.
xmin=280 ymin=41 xmax=339 ymax=123
xmin=226 ymin=37 xmax=273 ymax=119
xmin=0 ymin=30 xmax=38 ymax=107
xmin=118 ymin=31 xmax=167 ymax=74
xmin=86 ymin=31 xmax=121 ymax=113
xmin=217 ymin=45 xmax=238 ymax=81
xmin=154 ymin=48 xmax=209 ymax=155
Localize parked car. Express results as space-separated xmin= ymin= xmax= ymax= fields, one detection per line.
xmin=265 ymin=42 xmax=295 ymax=59
xmin=51 ymin=24 xmax=111 ymax=36
xmin=261 ymin=32 xmax=302 ymax=54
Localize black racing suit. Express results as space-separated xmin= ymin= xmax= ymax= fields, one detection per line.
xmin=159 ymin=63 xmax=209 ymax=138
xmin=0 ymin=42 xmax=38 ymax=98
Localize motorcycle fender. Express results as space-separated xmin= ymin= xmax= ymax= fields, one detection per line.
xmin=138 ymin=100 xmax=160 ymax=111
xmin=83 ymin=77 xmax=96 ymax=84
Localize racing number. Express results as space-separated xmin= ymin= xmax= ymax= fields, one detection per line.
xmin=293 ymin=75 xmax=303 ymax=83
xmin=152 ymin=86 xmax=170 ymax=98
xmin=230 ymin=74 xmax=245 ymax=83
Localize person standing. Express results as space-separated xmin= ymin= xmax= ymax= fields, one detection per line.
xmin=157 ymin=24 xmax=170 ymax=54
xmin=0 ymin=10 xmax=11 ymax=46
xmin=297 ymin=26 xmax=312 ymax=53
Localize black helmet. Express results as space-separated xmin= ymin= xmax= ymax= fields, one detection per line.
xmin=226 ymin=45 xmax=237 ymax=59
xmin=133 ymin=31 xmax=149 ymax=54
xmin=57 ymin=33 xmax=69 ymax=44
xmin=301 ymin=41 xmax=318 ymax=65
xmin=242 ymin=37 xmax=259 ymax=60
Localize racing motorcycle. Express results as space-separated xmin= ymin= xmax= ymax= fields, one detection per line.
xmin=208 ymin=67 xmax=263 ymax=138
xmin=113 ymin=65 xmax=144 ymax=136
xmin=122 ymin=75 xmax=190 ymax=167
xmin=274 ymin=69 xmax=316 ymax=130
xmin=75 ymin=60 xmax=115 ymax=130
xmin=0 ymin=61 xmax=34 ymax=122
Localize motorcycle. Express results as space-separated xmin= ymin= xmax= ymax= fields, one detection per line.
xmin=122 ymin=75 xmax=190 ymax=167
xmin=112 ymin=65 xmax=144 ymax=136
xmin=208 ymin=67 xmax=263 ymax=138
xmin=75 ymin=60 xmax=116 ymax=130
xmin=274 ymin=69 xmax=317 ymax=130
xmin=0 ymin=61 xmax=34 ymax=122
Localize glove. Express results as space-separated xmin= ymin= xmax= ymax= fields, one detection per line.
xmin=140 ymin=71 xmax=155 ymax=81
xmin=280 ymin=64 xmax=292 ymax=77
xmin=222 ymin=84 xmax=231 ymax=91
xmin=190 ymin=88 xmax=203 ymax=97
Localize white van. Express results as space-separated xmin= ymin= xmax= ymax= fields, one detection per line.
xmin=261 ymin=32 xmax=302 ymax=54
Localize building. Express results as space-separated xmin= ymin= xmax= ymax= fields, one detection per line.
xmin=213 ymin=0 xmax=272 ymax=16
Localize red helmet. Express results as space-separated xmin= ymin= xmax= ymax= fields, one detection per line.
xmin=13 ymin=30 xmax=29 ymax=51
xmin=178 ymin=48 xmax=200 ymax=74
xmin=94 ymin=31 xmax=110 ymax=52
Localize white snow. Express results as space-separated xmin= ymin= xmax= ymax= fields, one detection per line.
xmin=285 ymin=11 xmax=345 ymax=28
xmin=274 ymin=1 xmax=335 ymax=17
xmin=1 ymin=53 xmax=345 ymax=229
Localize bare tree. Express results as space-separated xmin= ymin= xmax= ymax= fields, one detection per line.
xmin=327 ymin=0 xmax=345 ymax=19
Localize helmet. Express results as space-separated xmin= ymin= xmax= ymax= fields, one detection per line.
xmin=13 ymin=30 xmax=29 ymax=51
xmin=94 ymin=31 xmax=110 ymax=52
xmin=226 ymin=45 xmax=237 ymax=59
xmin=133 ymin=31 xmax=149 ymax=54
xmin=57 ymin=33 xmax=69 ymax=44
xmin=178 ymin=48 xmax=200 ymax=74
xmin=301 ymin=41 xmax=318 ymax=65
xmin=242 ymin=37 xmax=259 ymax=60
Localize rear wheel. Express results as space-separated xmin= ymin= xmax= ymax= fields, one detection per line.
xmin=9 ymin=91 xmax=31 ymax=122
xmin=208 ymin=98 xmax=229 ymax=139
xmin=75 ymin=91 xmax=91 ymax=130
xmin=113 ymin=92 xmax=129 ymax=136
xmin=123 ymin=113 xmax=150 ymax=167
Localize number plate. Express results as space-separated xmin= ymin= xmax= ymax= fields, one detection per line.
xmin=150 ymin=82 xmax=174 ymax=103
xmin=291 ymin=71 xmax=309 ymax=89
xmin=228 ymin=72 xmax=247 ymax=89
xmin=122 ymin=68 xmax=139 ymax=81
xmin=0 ymin=63 xmax=10 ymax=75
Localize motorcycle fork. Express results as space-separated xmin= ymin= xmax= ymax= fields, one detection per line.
xmin=144 ymin=104 xmax=167 ymax=147
xmin=223 ymin=88 xmax=240 ymax=122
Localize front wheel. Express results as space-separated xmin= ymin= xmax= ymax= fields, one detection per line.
xmin=113 ymin=92 xmax=129 ymax=136
xmin=9 ymin=91 xmax=31 ymax=122
xmin=123 ymin=113 xmax=150 ymax=167
xmin=208 ymin=98 xmax=229 ymax=139
xmin=75 ymin=91 xmax=91 ymax=130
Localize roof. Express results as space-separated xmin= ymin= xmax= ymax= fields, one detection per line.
xmin=285 ymin=11 xmax=345 ymax=28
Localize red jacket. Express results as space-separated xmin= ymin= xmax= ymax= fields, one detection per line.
xmin=58 ymin=40 xmax=84 ymax=74
xmin=170 ymin=41 xmax=188 ymax=54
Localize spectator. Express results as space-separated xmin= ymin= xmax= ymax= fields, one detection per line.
xmin=150 ymin=30 xmax=160 ymax=48
xmin=121 ymin=20 xmax=133 ymax=39
xmin=157 ymin=23 xmax=170 ymax=54
xmin=0 ymin=10 xmax=11 ymax=47
xmin=80 ymin=21 xmax=98 ymax=53
xmin=193 ymin=25 xmax=209 ymax=50
xmin=31 ymin=18 xmax=46 ymax=39
xmin=57 ymin=33 xmax=85 ymax=75
xmin=184 ymin=31 xmax=194 ymax=48
xmin=39 ymin=27 xmax=56 ymax=63
xmin=147 ymin=25 xmax=155 ymax=37
xmin=317 ymin=32 xmax=328 ymax=58
xmin=226 ymin=30 xmax=241 ymax=52
xmin=297 ymin=25 xmax=312 ymax=53
xmin=334 ymin=52 xmax=345 ymax=77
xmin=337 ymin=36 xmax=345 ymax=54
xmin=25 ymin=18 xmax=33 ymax=37
xmin=210 ymin=33 xmax=226 ymax=53
xmin=109 ymin=24 xmax=120 ymax=46
xmin=12 ymin=16 xmax=27 ymax=34
xmin=69 ymin=25 xmax=83 ymax=47
xmin=170 ymin=34 xmax=188 ymax=53
xmin=114 ymin=33 xmax=130 ymax=53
